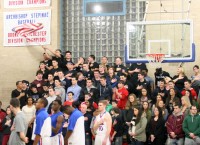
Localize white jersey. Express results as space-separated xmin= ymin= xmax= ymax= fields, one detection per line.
xmin=50 ymin=133 xmax=64 ymax=145
xmin=32 ymin=117 xmax=52 ymax=145
xmin=94 ymin=112 xmax=111 ymax=145
xmin=68 ymin=116 xmax=85 ymax=145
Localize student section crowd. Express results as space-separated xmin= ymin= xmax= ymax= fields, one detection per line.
xmin=1 ymin=46 xmax=200 ymax=145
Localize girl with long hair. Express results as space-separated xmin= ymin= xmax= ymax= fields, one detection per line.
xmin=157 ymin=100 xmax=169 ymax=121
xmin=125 ymin=94 xmax=138 ymax=110
xmin=181 ymin=95 xmax=191 ymax=116
xmin=140 ymin=88 xmax=149 ymax=105
xmin=165 ymin=88 xmax=180 ymax=114
xmin=124 ymin=94 xmax=138 ymax=144
xmin=142 ymin=101 xmax=152 ymax=123
xmin=149 ymin=107 xmax=166 ymax=145
xmin=128 ymin=105 xmax=147 ymax=145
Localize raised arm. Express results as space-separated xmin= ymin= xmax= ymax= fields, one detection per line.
xmin=42 ymin=46 xmax=61 ymax=58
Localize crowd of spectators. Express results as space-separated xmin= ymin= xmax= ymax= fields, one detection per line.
xmin=1 ymin=46 xmax=200 ymax=145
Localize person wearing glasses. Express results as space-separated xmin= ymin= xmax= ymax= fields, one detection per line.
xmin=183 ymin=105 xmax=200 ymax=145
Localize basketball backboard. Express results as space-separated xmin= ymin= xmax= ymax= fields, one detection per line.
xmin=125 ymin=20 xmax=195 ymax=63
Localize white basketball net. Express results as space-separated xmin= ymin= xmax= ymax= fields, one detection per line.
xmin=146 ymin=53 xmax=165 ymax=67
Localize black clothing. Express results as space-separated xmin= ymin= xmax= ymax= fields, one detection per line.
xmin=136 ymin=79 xmax=151 ymax=96
xmin=50 ymin=67 xmax=62 ymax=76
xmin=52 ymin=55 xmax=64 ymax=68
xmin=79 ymin=87 xmax=99 ymax=103
xmin=152 ymin=87 xmax=168 ymax=103
xmin=84 ymin=112 xmax=92 ymax=134
xmin=165 ymin=96 xmax=180 ymax=114
xmin=172 ymin=75 xmax=188 ymax=91
xmin=114 ymin=64 xmax=127 ymax=76
xmin=92 ymin=79 xmax=100 ymax=88
xmin=29 ymin=91 xmax=42 ymax=103
xmin=11 ymin=89 xmax=26 ymax=108
xmin=113 ymin=115 xmax=124 ymax=137
xmin=44 ymin=59 xmax=52 ymax=68
xmin=89 ymin=62 xmax=99 ymax=71
xmin=78 ymin=80 xmax=86 ymax=88
xmin=97 ymin=83 xmax=113 ymax=101
xmin=82 ymin=70 xmax=94 ymax=79
xmin=60 ymin=78 xmax=71 ymax=91
xmin=149 ymin=117 xmax=165 ymax=145
xmin=128 ymin=63 xmax=147 ymax=81
xmin=154 ymin=70 xmax=170 ymax=86
xmin=2 ymin=115 xmax=14 ymax=135
xmin=64 ymin=70 xmax=77 ymax=77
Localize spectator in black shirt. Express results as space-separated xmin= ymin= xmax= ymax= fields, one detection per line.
xmin=38 ymin=61 xmax=49 ymax=80
xmin=42 ymin=52 xmax=52 ymax=70
xmin=29 ymin=84 xmax=42 ymax=103
xmin=172 ymin=66 xmax=188 ymax=91
xmin=154 ymin=67 xmax=170 ymax=87
xmin=152 ymin=79 xmax=168 ymax=103
xmin=79 ymin=79 xmax=99 ymax=103
xmin=88 ymin=55 xmax=99 ymax=71
xmin=50 ymin=59 xmax=61 ymax=76
xmin=80 ymin=103 xmax=92 ymax=145
xmin=74 ymin=57 xmax=85 ymax=72
xmin=119 ymin=74 xmax=134 ymax=94
xmin=92 ymin=70 xmax=101 ymax=88
xmin=57 ymin=70 xmax=71 ymax=91
xmin=101 ymin=56 xmax=110 ymax=69
xmin=22 ymin=80 xmax=30 ymax=100
xmin=65 ymin=62 xmax=77 ymax=80
xmin=114 ymin=57 xmax=127 ymax=77
xmin=77 ymin=72 xmax=86 ymax=88
xmin=128 ymin=63 xmax=147 ymax=84
xmin=111 ymin=108 xmax=123 ymax=145
xmin=41 ymin=82 xmax=49 ymax=98
xmin=47 ymin=73 xmax=55 ymax=88
xmin=136 ymin=72 xmax=151 ymax=96
xmin=62 ymin=51 xmax=73 ymax=71
xmin=42 ymin=46 xmax=64 ymax=68
xmin=99 ymin=64 xmax=108 ymax=77
xmin=11 ymin=81 xmax=26 ymax=108
xmin=82 ymin=63 xmax=94 ymax=80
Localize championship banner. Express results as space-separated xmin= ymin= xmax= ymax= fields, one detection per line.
xmin=4 ymin=10 xmax=51 ymax=46
xmin=4 ymin=0 xmax=51 ymax=8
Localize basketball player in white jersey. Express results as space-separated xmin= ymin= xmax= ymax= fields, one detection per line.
xmin=94 ymin=100 xmax=112 ymax=145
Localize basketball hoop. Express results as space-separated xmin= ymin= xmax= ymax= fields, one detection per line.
xmin=146 ymin=53 xmax=165 ymax=65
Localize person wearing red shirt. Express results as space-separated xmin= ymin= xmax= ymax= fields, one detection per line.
xmin=181 ymin=80 xmax=197 ymax=100
xmin=113 ymin=80 xmax=129 ymax=109
xmin=63 ymin=92 xmax=74 ymax=106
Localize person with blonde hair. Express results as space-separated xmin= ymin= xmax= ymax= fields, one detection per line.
xmin=94 ymin=100 xmax=112 ymax=145
xmin=172 ymin=67 xmax=188 ymax=91
xmin=181 ymin=96 xmax=191 ymax=116
xmin=99 ymin=64 xmax=108 ymax=77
